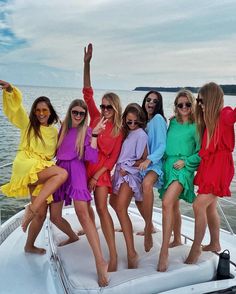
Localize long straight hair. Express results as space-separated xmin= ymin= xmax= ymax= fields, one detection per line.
xmin=102 ymin=92 xmax=122 ymax=136
xmin=27 ymin=96 xmax=59 ymax=145
xmin=57 ymin=99 xmax=88 ymax=159
xmin=195 ymin=82 xmax=224 ymax=147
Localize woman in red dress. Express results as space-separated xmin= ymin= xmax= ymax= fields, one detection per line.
xmin=186 ymin=82 xmax=236 ymax=264
xmin=83 ymin=44 xmax=123 ymax=271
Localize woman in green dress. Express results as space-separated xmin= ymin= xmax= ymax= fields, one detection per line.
xmin=157 ymin=89 xmax=200 ymax=272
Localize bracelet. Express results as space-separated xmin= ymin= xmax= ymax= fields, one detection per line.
xmin=92 ymin=133 xmax=98 ymax=137
xmin=92 ymin=176 xmax=98 ymax=181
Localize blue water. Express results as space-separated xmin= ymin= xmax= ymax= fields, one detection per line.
xmin=0 ymin=85 xmax=235 ymax=232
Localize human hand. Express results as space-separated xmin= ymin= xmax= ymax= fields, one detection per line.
xmin=84 ymin=43 xmax=93 ymax=63
xmin=120 ymin=169 xmax=127 ymax=177
xmin=88 ymin=177 xmax=97 ymax=192
xmin=138 ymin=159 xmax=151 ymax=171
xmin=173 ymin=160 xmax=185 ymax=170
xmin=0 ymin=80 xmax=12 ymax=92
xmin=92 ymin=117 xmax=108 ymax=135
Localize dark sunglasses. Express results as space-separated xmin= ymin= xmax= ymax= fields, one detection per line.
xmin=100 ymin=104 xmax=113 ymax=111
xmin=196 ymin=98 xmax=204 ymax=105
xmin=71 ymin=110 xmax=86 ymax=117
xmin=146 ymin=97 xmax=158 ymax=104
xmin=177 ymin=102 xmax=192 ymax=109
xmin=126 ymin=121 xmax=139 ymax=126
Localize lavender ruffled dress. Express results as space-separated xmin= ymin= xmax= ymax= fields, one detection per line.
xmin=53 ymin=127 xmax=98 ymax=206
xmin=112 ymin=128 xmax=148 ymax=201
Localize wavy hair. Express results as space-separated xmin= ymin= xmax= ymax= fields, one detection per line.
xmin=174 ymin=89 xmax=195 ymax=123
xmin=102 ymin=92 xmax=122 ymax=137
xmin=57 ymin=99 xmax=88 ymax=159
xmin=195 ymin=82 xmax=224 ymax=147
xmin=27 ymin=96 xmax=59 ymax=146
xmin=141 ymin=90 xmax=166 ymax=122
xmin=122 ymin=103 xmax=147 ymax=139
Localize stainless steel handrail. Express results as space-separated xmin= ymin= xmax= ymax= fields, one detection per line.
xmin=0 ymin=162 xmax=13 ymax=169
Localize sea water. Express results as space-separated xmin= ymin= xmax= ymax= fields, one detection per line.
xmin=0 ymin=85 xmax=235 ymax=232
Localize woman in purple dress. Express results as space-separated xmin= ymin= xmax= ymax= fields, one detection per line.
xmin=111 ymin=103 xmax=148 ymax=269
xmin=50 ymin=99 xmax=109 ymax=287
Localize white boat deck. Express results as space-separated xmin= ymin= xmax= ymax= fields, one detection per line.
xmin=0 ymin=204 xmax=236 ymax=294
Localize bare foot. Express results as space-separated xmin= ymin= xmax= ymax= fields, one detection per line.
xmin=77 ymin=229 xmax=85 ymax=236
xmin=157 ymin=250 xmax=168 ymax=272
xmin=21 ymin=204 xmax=35 ymax=233
xmin=202 ymin=243 xmax=221 ymax=252
xmin=144 ymin=228 xmax=153 ymax=252
xmin=96 ymin=260 xmax=109 ymax=287
xmin=136 ymin=226 xmax=158 ymax=236
xmin=185 ymin=246 xmax=202 ymax=264
xmin=58 ymin=236 xmax=79 ymax=247
xmin=108 ymin=255 xmax=117 ymax=272
xmin=128 ymin=252 xmax=139 ymax=269
xmin=24 ymin=245 xmax=46 ymax=255
xmin=169 ymin=240 xmax=182 ymax=248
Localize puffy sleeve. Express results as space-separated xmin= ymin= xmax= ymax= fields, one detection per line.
xmin=222 ymin=107 xmax=236 ymax=126
xmin=84 ymin=127 xmax=98 ymax=163
xmin=147 ymin=114 xmax=167 ymax=164
xmin=104 ymin=134 xmax=123 ymax=170
xmin=83 ymin=87 xmax=100 ymax=127
xmin=3 ymin=86 xmax=29 ymax=129
xmin=135 ymin=131 xmax=148 ymax=160
xmin=185 ymin=128 xmax=201 ymax=172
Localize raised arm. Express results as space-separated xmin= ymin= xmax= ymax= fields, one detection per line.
xmin=83 ymin=43 xmax=93 ymax=88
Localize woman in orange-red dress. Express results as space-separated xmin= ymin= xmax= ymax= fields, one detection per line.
xmin=83 ymin=44 xmax=123 ymax=272
xmin=186 ymin=82 xmax=236 ymax=264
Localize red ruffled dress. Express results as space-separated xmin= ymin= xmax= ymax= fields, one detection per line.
xmin=83 ymin=87 xmax=123 ymax=192
xmin=194 ymin=107 xmax=236 ymax=197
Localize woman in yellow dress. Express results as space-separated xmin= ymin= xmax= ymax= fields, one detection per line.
xmin=0 ymin=80 xmax=68 ymax=254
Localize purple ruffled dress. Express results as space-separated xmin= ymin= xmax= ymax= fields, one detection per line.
xmin=53 ymin=127 xmax=98 ymax=205
xmin=112 ymin=128 xmax=148 ymax=201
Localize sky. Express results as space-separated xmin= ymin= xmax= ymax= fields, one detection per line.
xmin=0 ymin=0 xmax=236 ymax=90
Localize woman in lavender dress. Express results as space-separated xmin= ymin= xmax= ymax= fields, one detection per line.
xmin=50 ymin=99 xmax=109 ymax=287
xmin=111 ymin=103 xmax=148 ymax=269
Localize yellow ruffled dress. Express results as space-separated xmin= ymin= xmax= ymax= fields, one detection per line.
xmin=1 ymin=86 xmax=58 ymax=202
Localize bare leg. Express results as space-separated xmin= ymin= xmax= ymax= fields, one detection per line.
xmin=78 ymin=203 xmax=97 ymax=235
xmin=50 ymin=201 xmax=79 ymax=246
xmin=115 ymin=183 xmax=138 ymax=269
xmin=24 ymin=195 xmax=48 ymax=255
xmin=157 ymin=182 xmax=182 ymax=272
xmin=94 ymin=186 xmax=117 ymax=272
xmin=22 ymin=166 xmax=68 ymax=232
xmin=140 ymin=171 xmax=158 ymax=252
xmin=185 ymin=194 xmax=216 ymax=264
xmin=202 ymin=198 xmax=221 ymax=252
xmin=169 ymin=200 xmax=182 ymax=248
xmin=74 ymin=200 xmax=108 ymax=287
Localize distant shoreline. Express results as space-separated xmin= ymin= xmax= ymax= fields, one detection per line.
xmin=134 ymin=85 xmax=236 ymax=95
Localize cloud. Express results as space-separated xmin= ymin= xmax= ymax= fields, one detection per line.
xmin=1 ymin=0 xmax=236 ymax=89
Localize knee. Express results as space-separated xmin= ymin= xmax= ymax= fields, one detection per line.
xmin=58 ymin=168 xmax=68 ymax=183
xmin=193 ymin=200 xmax=201 ymax=214
xmin=96 ymin=205 xmax=107 ymax=217
xmin=50 ymin=213 xmax=61 ymax=225
xmin=35 ymin=211 xmax=46 ymax=223
xmin=142 ymin=180 xmax=152 ymax=192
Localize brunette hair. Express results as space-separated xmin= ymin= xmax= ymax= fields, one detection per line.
xmin=57 ymin=99 xmax=88 ymax=159
xmin=27 ymin=96 xmax=59 ymax=145
xmin=122 ymin=103 xmax=146 ymax=139
xmin=141 ymin=90 xmax=166 ymax=121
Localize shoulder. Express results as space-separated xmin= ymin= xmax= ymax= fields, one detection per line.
xmin=221 ymin=106 xmax=234 ymax=115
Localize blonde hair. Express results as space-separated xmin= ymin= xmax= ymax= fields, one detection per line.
xmin=57 ymin=99 xmax=88 ymax=159
xmin=174 ymin=89 xmax=195 ymax=123
xmin=195 ymin=82 xmax=224 ymax=147
xmin=102 ymin=92 xmax=122 ymax=136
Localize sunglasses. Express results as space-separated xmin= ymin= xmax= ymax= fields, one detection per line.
xmin=35 ymin=109 xmax=50 ymax=115
xmin=100 ymin=104 xmax=113 ymax=111
xmin=71 ymin=110 xmax=86 ymax=117
xmin=146 ymin=97 xmax=158 ymax=104
xmin=177 ymin=102 xmax=192 ymax=109
xmin=196 ymin=98 xmax=204 ymax=105
xmin=126 ymin=121 xmax=139 ymax=126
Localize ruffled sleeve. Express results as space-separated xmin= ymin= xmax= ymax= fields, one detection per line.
xmin=184 ymin=130 xmax=201 ymax=172
xmin=3 ymin=86 xmax=29 ymax=129
xmin=222 ymin=107 xmax=236 ymax=126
